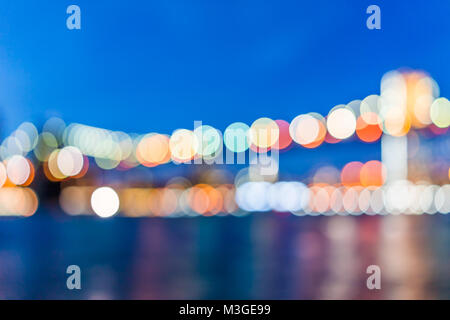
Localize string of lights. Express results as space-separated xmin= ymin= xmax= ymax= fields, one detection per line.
xmin=0 ymin=70 xmax=449 ymax=217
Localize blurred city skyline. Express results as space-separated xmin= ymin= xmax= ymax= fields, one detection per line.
xmin=0 ymin=1 xmax=449 ymax=300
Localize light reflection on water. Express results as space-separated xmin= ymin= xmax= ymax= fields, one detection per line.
xmin=0 ymin=214 xmax=448 ymax=299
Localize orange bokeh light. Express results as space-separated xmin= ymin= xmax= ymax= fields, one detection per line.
xmin=189 ymin=185 xmax=210 ymax=215
xmin=21 ymin=159 xmax=35 ymax=187
xmin=360 ymin=160 xmax=386 ymax=187
xmin=356 ymin=114 xmax=383 ymax=143
xmin=137 ymin=134 xmax=171 ymax=167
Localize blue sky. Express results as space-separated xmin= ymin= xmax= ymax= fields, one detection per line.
xmin=0 ymin=0 xmax=449 ymax=172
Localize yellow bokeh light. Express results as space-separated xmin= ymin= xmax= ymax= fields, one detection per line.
xmin=47 ymin=150 xmax=67 ymax=180
xmin=430 ymin=97 xmax=450 ymax=128
xmin=169 ymin=129 xmax=199 ymax=162
xmin=405 ymin=72 xmax=435 ymax=128
xmin=136 ymin=133 xmax=171 ymax=166
xmin=249 ymin=118 xmax=279 ymax=149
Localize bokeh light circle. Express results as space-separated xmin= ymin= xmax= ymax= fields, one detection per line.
xmin=289 ymin=114 xmax=320 ymax=146
xmin=57 ymin=146 xmax=84 ymax=176
xmin=47 ymin=149 xmax=67 ymax=180
xmin=136 ymin=133 xmax=171 ymax=166
xmin=356 ymin=113 xmax=383 ymax=142
xmin=194 ymin=125 xmax=222 ymax=157
xmin=341 ymin=161 xmax=363 ymax=187
xmin=272 ymin=120 xmax=292 ymax=150
xmin=327 ymin=106 xmax=356 ymax=139
xmin=224 ymin=122 xmax=250 ymax=153
xmin=360 ymin=160 xmax=386 ymax=187
xmin=6 ymin=155 xmax=31 ymax=185
xmin=34 ymin=132 xmax=58 ymax=161
xmin=91 ymin=187 xmax=120 ymax=218
xmin=430 ymin=97 xmax=450 ymax=128
xmin=249 ymin=118 xmax=279 ymax=149
xmin=169 ymin=129 xmax=199 ymax=162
